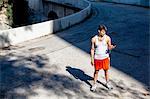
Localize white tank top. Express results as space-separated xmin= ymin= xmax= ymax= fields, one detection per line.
xmin=94 ymin=35 xmax=109 ymax=60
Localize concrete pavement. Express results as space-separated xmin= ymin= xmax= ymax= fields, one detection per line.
xmin=0 ymin=1 xmax=150 ymax=99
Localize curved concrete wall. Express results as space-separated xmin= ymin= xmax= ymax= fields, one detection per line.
xmin=0 ymin=0 xmax=91 ymax=48
xmin=27 ymin=0 xmax=43 ymax=13
xmin=43 ymin=1 xmax=81 ymax=19
xmin=45 ymin=0 xmax=90 ymax=9
xmin=92 ymin=0 xmax=150 ymax=7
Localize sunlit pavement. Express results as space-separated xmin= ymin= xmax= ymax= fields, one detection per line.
xmin=0 ymin=1 xmax=150 ymax=99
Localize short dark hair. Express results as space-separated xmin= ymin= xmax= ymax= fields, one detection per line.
xmin=98 ymin=25 xmax=107 ymax=31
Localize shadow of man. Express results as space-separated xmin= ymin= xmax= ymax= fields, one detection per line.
xmin=66 ymin=66 xmax=93 ymax=88
xmin=66 ymin=66 xmax=108 ymax=89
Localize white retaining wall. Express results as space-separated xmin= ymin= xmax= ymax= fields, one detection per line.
xmin=0 ymin=0 xmax=91 ymax=48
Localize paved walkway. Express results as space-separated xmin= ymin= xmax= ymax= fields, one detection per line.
xmin=0 ymin=1 xmax=150 ymax=99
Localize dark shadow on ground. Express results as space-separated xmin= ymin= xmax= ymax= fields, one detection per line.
xmin=66 ymin=66 xmax=93 ymax=87
xmin=95 ymin=79 xmax=149 ymax=98
xmin=0 ymin=32 xmax=11 ymax=48
xmin=1 ymin=51 xmax=140 ymax=98
xmin=54 ymin=3 xmax=149 ymax=87
xmin=0 ymin=52 xmax=96 ymax=99
xmin=65 ymin=66 xmax=149 ymax=98
xmin=66 ymin=66 xmax=108 ymax=89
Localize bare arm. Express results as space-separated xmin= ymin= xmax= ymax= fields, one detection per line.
xmin=91 ymin=38 xmax=95 ymax=66
xmin=107 ymin=36 xmax=116 ymax=50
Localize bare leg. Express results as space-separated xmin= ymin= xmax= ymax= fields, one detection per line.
xmin=91 ymin=70 xmax=99 ymax=91
xmin=105 ymin=57 xmax=110 ymax=83
xmin=104 ymin=70 xmax=113 ymax=89
xmin=104 ymin=70 xmax=109 ymax=83
xmin=93 ymin=70 xmax=99 ymax=84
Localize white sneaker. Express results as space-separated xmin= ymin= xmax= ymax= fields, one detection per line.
xmin=106 ymin=82 xmax=113 ymax=90
xmin=91 ymin=84 xmax=97 ymax=91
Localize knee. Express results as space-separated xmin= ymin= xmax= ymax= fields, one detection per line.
xmin=104 ymin=70 xmax=108 ymax=74
xmin=94 ymin=70 xmax=99 ymax=74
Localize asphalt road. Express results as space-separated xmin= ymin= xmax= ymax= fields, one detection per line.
xmin=0 ymin=1 xmax=150 ymax=99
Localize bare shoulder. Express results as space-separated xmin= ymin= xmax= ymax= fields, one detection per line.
xmin=105 ymin=35 xmax=111 ymax=40
xmin=91 ymin=35 xmax=97 ymax=42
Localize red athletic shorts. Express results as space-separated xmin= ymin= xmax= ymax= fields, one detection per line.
xmin=94 ymin=58 xmax=110 ymax=70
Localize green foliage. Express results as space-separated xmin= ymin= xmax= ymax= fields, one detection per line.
xmin=0 ymin=0 xmax=3 ymax=8
xmin=0 ymin=0 xmax=2 ymax=5
xmin=0 ymin=0 xmax=13 ymax=26
xmin=0 ymin=0 xmax=9 ymax=8
xmin=1 ymin=0 xmax=33 ymax=27
xmin=5 ymin=4 xmax=13 ymax=25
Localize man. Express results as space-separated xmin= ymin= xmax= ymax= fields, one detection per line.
xmin=90 ymin=25 xmax=116 ymax=91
